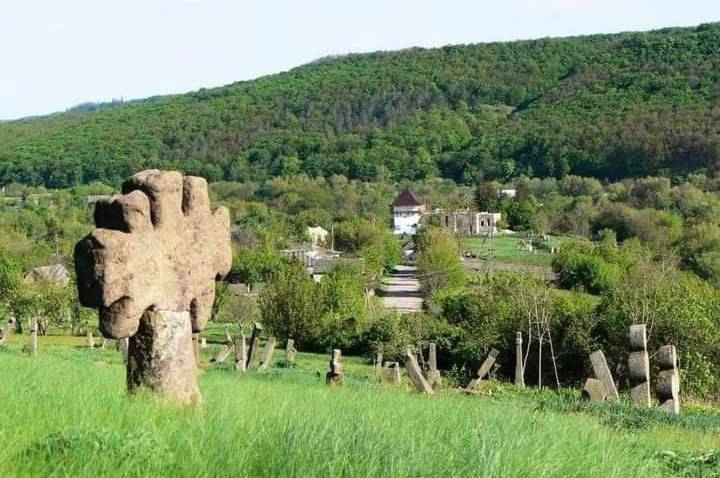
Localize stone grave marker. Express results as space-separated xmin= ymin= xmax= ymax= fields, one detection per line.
xmin=382 ymin=361 xmax=401 ymax=386
xmin=29 ymin=317 xmax=38 ymax=357
xmin=589 ymin=350 xmax=619 ymax=401
xmin=427 ymin=342 xmax=441 ymax=390
xmin=326 ymin=349 xmax=344 ymax=385
xmin=86 ymin=331 xmax=95 ymax=349
xmin=246 ymin=322 xmax=263 ymax=370
xmin=285 ymin=339 xmax=297 ymax=362
xmin=656 ymin=345 xmax=680 ymax=414
xmin=74 ymin=169 xmax=231 ymax=405
xmin=259 ymin=336 xmax=277 ymax=370
xmin=581 ymin=378 xmax=608 ymax=402
xmin=466 ymin=348 xmax=499 ymax=391
xmin=234 ymin=334 xmax=247 ymax=373
xmin=404 ymin=347 xmax=433 ymax=395
xmin=628 ymin=324 xmax=651 ymax=407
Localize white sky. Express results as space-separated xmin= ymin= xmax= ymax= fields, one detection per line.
xmin=1 ymin=0 xmax=719 ymax=119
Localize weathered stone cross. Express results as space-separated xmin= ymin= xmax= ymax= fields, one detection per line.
xmin=75 ymin=170 xmax=231 ymax=405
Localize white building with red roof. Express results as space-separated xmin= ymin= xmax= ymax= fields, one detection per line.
xmin=392 ymin=189 xmax=426 ymax=235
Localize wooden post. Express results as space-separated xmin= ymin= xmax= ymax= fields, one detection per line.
xmin=427 ymin=342 xmax=441 ymax=390
xmin=589 ymin=350 xmax=619 ymax=401
xmin=514 ymin=331 xmax=524 ymax=387
xmin=466 ymin=348 xmax=499 ymax=391
xmin=656 ymin=345 xmax=680 ymax=414
xmin=285 ymin=338 xmax=297 ymax=362
xmin=628 ymin=324 xmax=651 ymax=407
xmin=404 ymin=347 xmax=433 ymax=394
xmin=234 ymin=334 xmax=247 ymax=373
xmin=29 ymin=317 xmax=38 ymax=357
xmin=259 ymin=336 xmax=277 ymax=370
xmin=326 ymin=349 xmax=344 ymax=385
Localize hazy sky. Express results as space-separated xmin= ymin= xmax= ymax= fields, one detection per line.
xmin=2 ymin=0 xmax=719 ymax=119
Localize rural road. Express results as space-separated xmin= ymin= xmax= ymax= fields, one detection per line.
xmin=380 ymin=265 xmax=423 ymax=313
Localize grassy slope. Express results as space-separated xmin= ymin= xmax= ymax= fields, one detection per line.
xmin=1 ymin=338 xmax=720 ymax=477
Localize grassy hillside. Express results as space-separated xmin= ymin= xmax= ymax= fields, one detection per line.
xmin=3 ymin=341 xmax=720 ymax=477
xmin=0 ymin=24 xmax=719 ymax=187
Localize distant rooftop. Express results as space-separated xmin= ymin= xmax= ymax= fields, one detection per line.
xmin=392 ymin=189 xmax=424 ymax=207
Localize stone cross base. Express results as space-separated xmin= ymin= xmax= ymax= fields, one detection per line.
xmin=127 ymin=309 xmax=201 ymax=406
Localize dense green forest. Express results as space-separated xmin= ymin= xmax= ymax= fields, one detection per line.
xmin=1 ymin=23 xmax=719 ymax=187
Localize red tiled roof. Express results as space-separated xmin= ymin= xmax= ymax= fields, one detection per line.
xmin=392 ymin=189 xmax=423 ymax=207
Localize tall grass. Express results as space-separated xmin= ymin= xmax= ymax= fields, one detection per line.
xmin=0 ymin=344 xmax=702 ymax=477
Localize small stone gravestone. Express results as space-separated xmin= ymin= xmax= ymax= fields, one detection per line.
xmin=326 ymin=349 xmax=344 ymax=385
xmin=246 ymin=322 xmax=263 ymax=370
xmin=656 ymin=345 xmax=680 ymax=414
xmin=86 ymin=331 xmax=95 ymax=349
xmin=234 ymin=334 xmax=247 ymax=373
xmin=404 ymin=347 xmax=433 ymax=395
xmin=259 ymin=336 xmax=277 ymax=370
xmin=589 ymin=350 xmax=619 ymax=401
xmin=581 ymin=378 xmax=608 ymax=402
xmin=382 ymin=362 xmax=401 ymax=386
xmin=285 ymin=339 xmax=297 ymax=362
xmin=466 ymin=348 xmax=499 ymax=391
xmin=427 ymin=342 xmax=441 ymax=390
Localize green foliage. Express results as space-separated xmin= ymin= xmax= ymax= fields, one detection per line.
xmin=416 ymin=226 xmax=465 ymax=295
xmin=2 ymin=25 xmax=720 ymax=187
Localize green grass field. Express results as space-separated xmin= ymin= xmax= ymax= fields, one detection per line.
xmin=462 ymin=234 xmax=565 ymax=266
xmin=2 ymin=331 xmax=720 ymax=477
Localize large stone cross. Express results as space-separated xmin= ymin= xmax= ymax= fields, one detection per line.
xmin=75 ymin=170 xmax=231 ymax=405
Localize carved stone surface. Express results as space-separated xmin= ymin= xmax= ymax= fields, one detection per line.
xmin=74 ymin=170 xmax=231 ymax=405
xmin=75 ymin=170 xmax=231 ymax=338
xmin=259 ymin=336 xmax=277 ymax=370
xmin=382 ymin=361 xmax=401 ymax=386
xmin=589 ymin=350 xmax=619 ymax=401
xmin=581 ymin=378 xmax=608 ymax=402
xmin=627 ymin=324 xmax=651 ymax=408
xmin=127 ymin=310 xmax=200 ymax=405
xmin=234 ymin=334 xmax=247 ymax=373
xmin=656 ymin=345 xmax=680 ymax=414
xmin=427 ymin=342 xmax=441 ymax=390
xmin=467 ymin=348 xmax=499 ymax=391
xmin=404 ymin=348 xmax=433 ymax=394
xmin=285 ymin=339 xmax=297 ymax=362
xmin=326 ymin=349 xmax=344 ymax=385
xmin=246 ymin=322 xmax=263 ymax=370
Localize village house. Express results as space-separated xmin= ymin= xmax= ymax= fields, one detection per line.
xmin=392 ymin=189 xmax=426 ymax=235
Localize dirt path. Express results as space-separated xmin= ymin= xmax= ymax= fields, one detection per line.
xmin=379 ymin=265 xmax=423 ymax=313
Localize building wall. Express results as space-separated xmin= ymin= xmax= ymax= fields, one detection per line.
xmin=393 ymin=205 xmax=423 ymax=235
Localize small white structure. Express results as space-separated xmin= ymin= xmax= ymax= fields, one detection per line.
xmin=307 ymin=226 xmax=329 ymax=246
xmin=392 ymin=189 xmax=425 ymax=235
xmin=499 ymin=188 xmax=517 ymax=199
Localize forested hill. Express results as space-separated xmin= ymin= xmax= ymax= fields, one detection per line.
xmin=1 ymin=23 xmax=719 ymax=188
